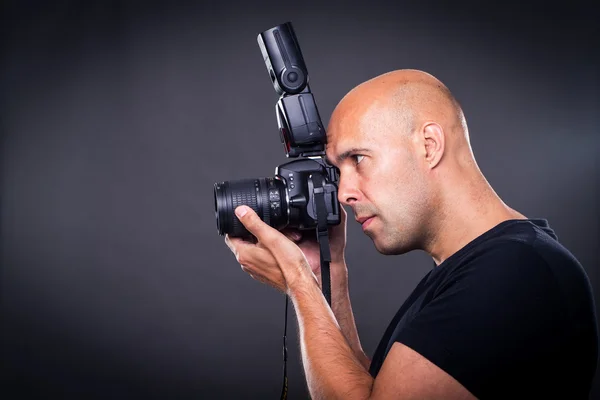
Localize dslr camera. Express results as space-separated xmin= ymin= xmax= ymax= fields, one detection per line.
xmin=214 ymin=22 xmax=341 ymax=239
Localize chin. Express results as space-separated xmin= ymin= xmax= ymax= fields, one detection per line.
xmin=370 ymin=235 xmax=414 ymax=256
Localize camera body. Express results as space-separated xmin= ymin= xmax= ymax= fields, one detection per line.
xmin=214 ymin=22 xmax=341 ymax=238
xmin=275 ymin=157 xmax=340 ymax=228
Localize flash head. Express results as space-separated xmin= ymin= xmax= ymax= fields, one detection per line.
xmin=258 ymin=22 xmax=308 ymax=95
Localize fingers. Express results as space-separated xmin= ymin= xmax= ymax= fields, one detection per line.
xmin=234 ymin=206 xmax=301 ymax=260
xmin=235 ymin=206 xmax=279 ymax=245
xmin=225 ymin=234 xmax=272 ymax=271
xmin=245 ymin=250 xmax=286 ymax=286
xmin=334 ymin=205 xmax=347 ymax=232
xmin=226 ymin=235 xmax=259 ymax=264
xmin=340 ymin=205 xmax=347 ymax=223
xmin=228 ymin=206 xmax=310 ymax=288
xmin=225 ymin=234 xmax=287 ymax=292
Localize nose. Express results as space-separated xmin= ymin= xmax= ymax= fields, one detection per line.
xmin=337 ymin=172 xmax=361 ymax=206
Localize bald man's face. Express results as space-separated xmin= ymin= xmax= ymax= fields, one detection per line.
xmin=326 ymin=101 xmax=433 ymax=255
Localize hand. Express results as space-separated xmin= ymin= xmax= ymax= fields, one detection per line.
xmin=224 ymin=206 xmax=318 ymax=294
xmin=281 ymin=206 xmax=348 ymax=288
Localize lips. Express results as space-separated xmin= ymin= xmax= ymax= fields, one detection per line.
xmin=355 ymin=216 xmax=374 ymax=224
xmin=356 ymin=216 xmax=375 ymax=230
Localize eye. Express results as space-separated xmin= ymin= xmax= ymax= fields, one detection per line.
xmin=354 ymin=155 xmax=365 ymax=164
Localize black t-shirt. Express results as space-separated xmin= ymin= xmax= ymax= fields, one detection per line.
xmin=368 ymin=219 xmax=598 ymax=399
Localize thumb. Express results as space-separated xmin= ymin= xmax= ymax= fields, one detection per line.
xmin=235 ymin=205 xmax=271 ymax=240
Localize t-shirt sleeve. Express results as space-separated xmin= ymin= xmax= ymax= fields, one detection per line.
xmin=393 ymin=241 xmax=566 ymax=398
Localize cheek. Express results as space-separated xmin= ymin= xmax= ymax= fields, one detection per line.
xmin=373 ymin=153 xmax=415 ymax=193
xmin=393 ymin=149 xmax=424 ymax=195
xmin=373 ymin=156 xmax=424 ymax=218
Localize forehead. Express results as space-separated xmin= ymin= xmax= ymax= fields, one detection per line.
xmin=325 ymin=124 xmax=369 ymax=165
xmin=325 ymin=101 xmax=396 ymax=164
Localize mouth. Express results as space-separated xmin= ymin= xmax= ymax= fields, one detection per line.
xmin=356 ymin=216 xmax=376 ymax=230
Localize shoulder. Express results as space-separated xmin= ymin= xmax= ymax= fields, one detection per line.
xmin=438 ymin=239 xmax=558 ymax=299
xmin=449 ymin=232 xmax=589 ymax=307
xmin=418 ymin=238 xmax=571 ymax=345
xmin=461 ymin=218 xmax=580 ymax=279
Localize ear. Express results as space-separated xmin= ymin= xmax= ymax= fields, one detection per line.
xmin=422 ymin=122 xmax=445 ymax=169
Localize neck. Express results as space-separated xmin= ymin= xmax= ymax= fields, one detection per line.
xmin=424 ymin=168 xmax=526 ymax=266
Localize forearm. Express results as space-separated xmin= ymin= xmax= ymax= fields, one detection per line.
xmin=289 ymin=273 xmax=374 ymax=400
xmin=330 ymin=261 xmax=371 ymax=370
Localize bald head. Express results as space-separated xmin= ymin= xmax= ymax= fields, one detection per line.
xmin=327 ymin=69 xmax=470 ymax=161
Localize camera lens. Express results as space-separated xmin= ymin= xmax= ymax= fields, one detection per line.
xmin=214 ymin=177 xmax=288 ymax=237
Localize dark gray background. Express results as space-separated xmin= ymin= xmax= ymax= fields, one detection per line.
xmin=1 ymin=0 xmax=598 ymax=398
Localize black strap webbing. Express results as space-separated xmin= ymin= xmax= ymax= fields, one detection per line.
xmin=312 ymin=176 xmax=332 ymax=306
xmin=280 ymin=175 xmax=332 ymax=400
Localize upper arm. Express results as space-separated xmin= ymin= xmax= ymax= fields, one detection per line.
xmin=370 ymin=342 xmax=477 ymax=400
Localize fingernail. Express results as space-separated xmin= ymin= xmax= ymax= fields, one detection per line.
xmin=235 ymin=206 xmax=248 ymax=218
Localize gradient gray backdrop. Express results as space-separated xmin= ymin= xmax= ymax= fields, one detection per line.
xmin=2 ymin=0 xmax=598 ymax=399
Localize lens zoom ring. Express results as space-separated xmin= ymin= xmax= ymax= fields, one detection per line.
xmin=260 ymin=179 xmax=271 ymax=227
xmin=231 ymin=187 xmax=259 ymax=235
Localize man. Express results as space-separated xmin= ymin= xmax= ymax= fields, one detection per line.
xmin=224 ymin=69 xmax=598 ymax=399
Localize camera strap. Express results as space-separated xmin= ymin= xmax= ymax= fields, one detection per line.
xmin=279 ymin=174 xmax=333 ymax=400
xmin=311 ymin=176 xmax=332 ymax=306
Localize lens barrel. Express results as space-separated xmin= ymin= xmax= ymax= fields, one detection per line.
xmin=214 ymin=177 xmax=287 ymax=237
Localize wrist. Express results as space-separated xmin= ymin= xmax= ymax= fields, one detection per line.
xmin=286 ymin=267 xmax=320 ymax=298
xmin=331 ymin=259 xmax=349 ymax=283
xmin=284 ymin=259 xmax=318 ymax=292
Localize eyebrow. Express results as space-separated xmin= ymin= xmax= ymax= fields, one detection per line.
xmin=326 ymin=147 xmax=371 ymax=166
